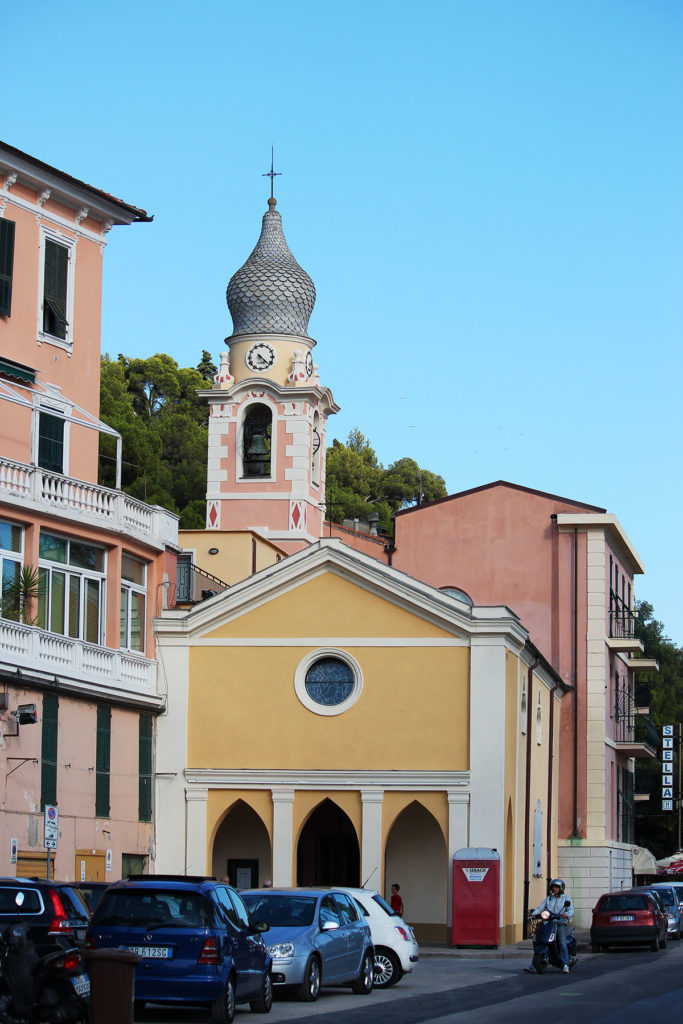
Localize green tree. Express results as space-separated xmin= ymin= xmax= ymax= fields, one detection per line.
xmin=196 ymin=350 xmax=217 ymax=383
xmin=99 ymin=353 xmax=208 ymax=527
xmin=325 ymin=430 xmax=448 ymax=534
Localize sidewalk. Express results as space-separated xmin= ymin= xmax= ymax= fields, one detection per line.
xmin=420 ymin=929 xmax=591 ymax=959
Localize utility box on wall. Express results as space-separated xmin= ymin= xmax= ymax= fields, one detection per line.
xmin=452 ymin=847 xmax=500 ymax=946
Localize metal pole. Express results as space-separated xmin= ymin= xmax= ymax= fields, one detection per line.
xmin=46 ymin=849 xmax=50 ymax=881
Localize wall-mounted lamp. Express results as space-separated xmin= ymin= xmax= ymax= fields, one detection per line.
xmin=208 ymin=548 xmax=219 ymax=555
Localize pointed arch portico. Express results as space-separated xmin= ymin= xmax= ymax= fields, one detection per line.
xmin=184 ymin=770 xmax=470 ymax=901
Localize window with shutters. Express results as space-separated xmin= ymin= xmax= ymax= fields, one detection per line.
xmin=139 ymin=713 xmax=153 ymax=821
xmin=38 ymin=411 xmax=65 ymax=473
xmin=41 ymin=693 xmax=58 ymax=810
xmin=38 ymin=229 xmax=74 ymax=349
xmin=0 ymin=219 xmax=15 ymax=317
xmin=95 ymin=705 xmax=111 ymax=817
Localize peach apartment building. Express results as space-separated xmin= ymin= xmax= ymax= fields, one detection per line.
xmin=391 ymin=481 xmax=657 ymax=926
xmin=0 ymin=141 xmax=178 ymax=882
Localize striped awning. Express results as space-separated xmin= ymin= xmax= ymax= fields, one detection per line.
xmin=0 ymin=358 xmax=35 ymax=384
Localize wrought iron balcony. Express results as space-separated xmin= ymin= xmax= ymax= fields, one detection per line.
xmin=609 ymin=588 xmax=638 ymax=639
xmin=614 ymin=683 xmax=657 ymax=758
xmin=170 ymin=559 xmax=229 ymax=609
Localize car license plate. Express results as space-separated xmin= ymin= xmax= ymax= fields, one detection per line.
xmin=611 ymin=915 xmax=635 ymax=922
xmin=71 ymin=974 xmax=90 ymax=997
xmin=125 ymin=945 xmax=171 ymax=958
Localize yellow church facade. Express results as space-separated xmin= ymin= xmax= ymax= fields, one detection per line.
xmin=154 ymin=539 xmax=567 ymax=944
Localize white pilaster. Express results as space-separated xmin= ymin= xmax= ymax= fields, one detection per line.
xmin=272 ymin=788 xmax=295 ymax=886
xmin=361 ymin=789 xmax=384 ymax=891
xmin=185 ymin=788 xmax=208 ymax=875
xmin=447 ymin=791 xmax=469 ymax=925
xmin=469 ymin=639 xmax=506 ymax=854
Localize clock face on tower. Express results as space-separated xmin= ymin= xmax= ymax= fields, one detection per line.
xmin=305 ymin=351 xmax=313 ymax=378
xmin=246 ymin=342 xmax=276 ymax=372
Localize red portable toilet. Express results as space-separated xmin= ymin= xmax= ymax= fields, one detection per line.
xmin=451 ymin=847 xmax=500 ymax=947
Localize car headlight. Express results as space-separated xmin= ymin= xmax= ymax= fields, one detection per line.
xmin=268 ymin=942 xmax=295 ymax=959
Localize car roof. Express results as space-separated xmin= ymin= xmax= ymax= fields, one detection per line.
xmin=105 ymin=878 xmax=219 ymax=893
xmin=242 ymin=888 xmax=336 ymax=898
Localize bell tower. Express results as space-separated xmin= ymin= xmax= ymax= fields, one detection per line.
xmin=201 ymin=194 xmax=338 ymax=552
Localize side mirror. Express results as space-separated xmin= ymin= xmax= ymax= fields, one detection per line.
xmin=254 ymin=920 xmax=269 ymax=933
xmin=321 ymin=920 xmax=339 ymax=931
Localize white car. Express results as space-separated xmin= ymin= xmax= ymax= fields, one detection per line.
xmin=337 ymin=887 xmax=419 ymax=987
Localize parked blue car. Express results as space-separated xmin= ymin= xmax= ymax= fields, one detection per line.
xmin=241 ymin=888 xmax=374 ymax=1001
xmin=86 ymin=877 xmax=272 ymax=1022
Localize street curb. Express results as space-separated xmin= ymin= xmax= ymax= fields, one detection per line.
xmin=419 ymin=933 xmax=592 ymax=960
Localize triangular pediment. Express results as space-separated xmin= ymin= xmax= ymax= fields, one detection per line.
xmin=156 ymin=539 xmax=527 ymax=648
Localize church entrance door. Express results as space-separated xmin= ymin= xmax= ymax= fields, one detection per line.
xmin=297 ymin=799 xmax=360 ymax=886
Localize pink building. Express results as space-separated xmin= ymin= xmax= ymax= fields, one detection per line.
xmin=0 ymin=142 xmax=178 ymax=883
xmin=391 ymin=480 xmax=657 ymax=925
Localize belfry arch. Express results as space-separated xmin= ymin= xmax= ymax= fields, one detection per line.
xmin=211 ymin=799 xmax=271 ymax=888
xmin=296 ymin=798 xmax=360 ymax=886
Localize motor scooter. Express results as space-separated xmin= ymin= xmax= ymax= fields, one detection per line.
xmin=528 ymin=901 xmax=578 ymax=974
xmin=0 ymin=919 xmax=90 ymax=1023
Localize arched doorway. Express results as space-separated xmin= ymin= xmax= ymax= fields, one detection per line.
xmin=384 ymin=801 xmax=447 ymax=941
xmin=212 ymin=799 xmax=271 ymax=887
xmin=297 ymin=799 xmax=360 ymax=886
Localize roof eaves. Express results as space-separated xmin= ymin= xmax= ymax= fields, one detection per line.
xmin=0 ymin=140 xmax=152 ymax=223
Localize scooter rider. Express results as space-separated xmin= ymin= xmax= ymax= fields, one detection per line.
xmin=527 ymin=878 xmax=574 ymax=973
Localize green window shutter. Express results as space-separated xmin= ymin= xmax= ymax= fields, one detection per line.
xmin=95 ymin=705 xmax=111 ymax=817
xmin=138 ymin=713 xmax=152 ymax=822
xmin=43 ymin=240 xmax=68 ymax=339
xmin=41 ymin=693 xmax=58 ymax=810
xmin=0 ymin=219 xmax=15 ymax=317
xmin=38 ymin=412 xmax=65 ymax=473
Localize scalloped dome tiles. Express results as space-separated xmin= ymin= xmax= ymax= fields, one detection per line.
xmin=226 ymin=198 xmax=316 ymax=338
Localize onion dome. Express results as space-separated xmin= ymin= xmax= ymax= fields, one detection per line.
xmin=226 ymin=198 xmax=316 ymax=338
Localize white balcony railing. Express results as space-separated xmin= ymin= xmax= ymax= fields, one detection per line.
xmin=0 ymin=618 xmax=160 ymax=706
xmin=0 ymin=457 xmax=178 ymax=550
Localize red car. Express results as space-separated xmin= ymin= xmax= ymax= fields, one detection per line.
xmin=590 ymin=890 xmax=668 ymax=952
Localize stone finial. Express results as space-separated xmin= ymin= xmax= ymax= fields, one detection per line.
xmin=213 ymin=350 xmax=234 ymax=390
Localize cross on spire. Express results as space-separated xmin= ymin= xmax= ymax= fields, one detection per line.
xmin=262 ymin=147 xmax=282 ymax=199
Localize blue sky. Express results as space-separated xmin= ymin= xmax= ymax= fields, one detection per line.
xmin=5 ymin=1 xmax=682 ymax=639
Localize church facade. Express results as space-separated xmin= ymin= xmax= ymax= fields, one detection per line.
xmin=155 ymin=195 xmax=569 ymax=943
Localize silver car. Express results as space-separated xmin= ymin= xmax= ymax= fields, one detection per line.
xmin=241 ymin=888 xmax=374 ymax=1002
xmin=634 ymin=884 xmax=682 ymax=939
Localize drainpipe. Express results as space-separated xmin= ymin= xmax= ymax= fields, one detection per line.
xmin=572 ymin=525 xmax=580 ymax=838
xmin=546 ymin=680 xmax=561 ymax=880
xmin=384 ymin=540 xmax=396 ymax=567
xmin=523 ymin=655 xmax=540 ymax=938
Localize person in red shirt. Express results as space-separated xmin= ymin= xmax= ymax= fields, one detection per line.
xmin=390 ymin=883 xmax=404 ymax=916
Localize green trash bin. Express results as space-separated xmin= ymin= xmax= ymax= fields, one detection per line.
xmin=85 ymin=948 xmax=139 ymax=1024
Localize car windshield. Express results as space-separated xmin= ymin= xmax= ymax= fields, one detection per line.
xmin=371 ymin=894 xmax=397 ymax=916
xmin=600 ymin=895 xmax=650 ymax=911
xmin=651 ymin=889 xmax=676 ymax=906
xmin=242 ymin=894 xmax=316 ymax=927
xmin=57 ymin=887 xmax=91 ymax=919
xmin=93 ymin=889 xmax=208 ymax=928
